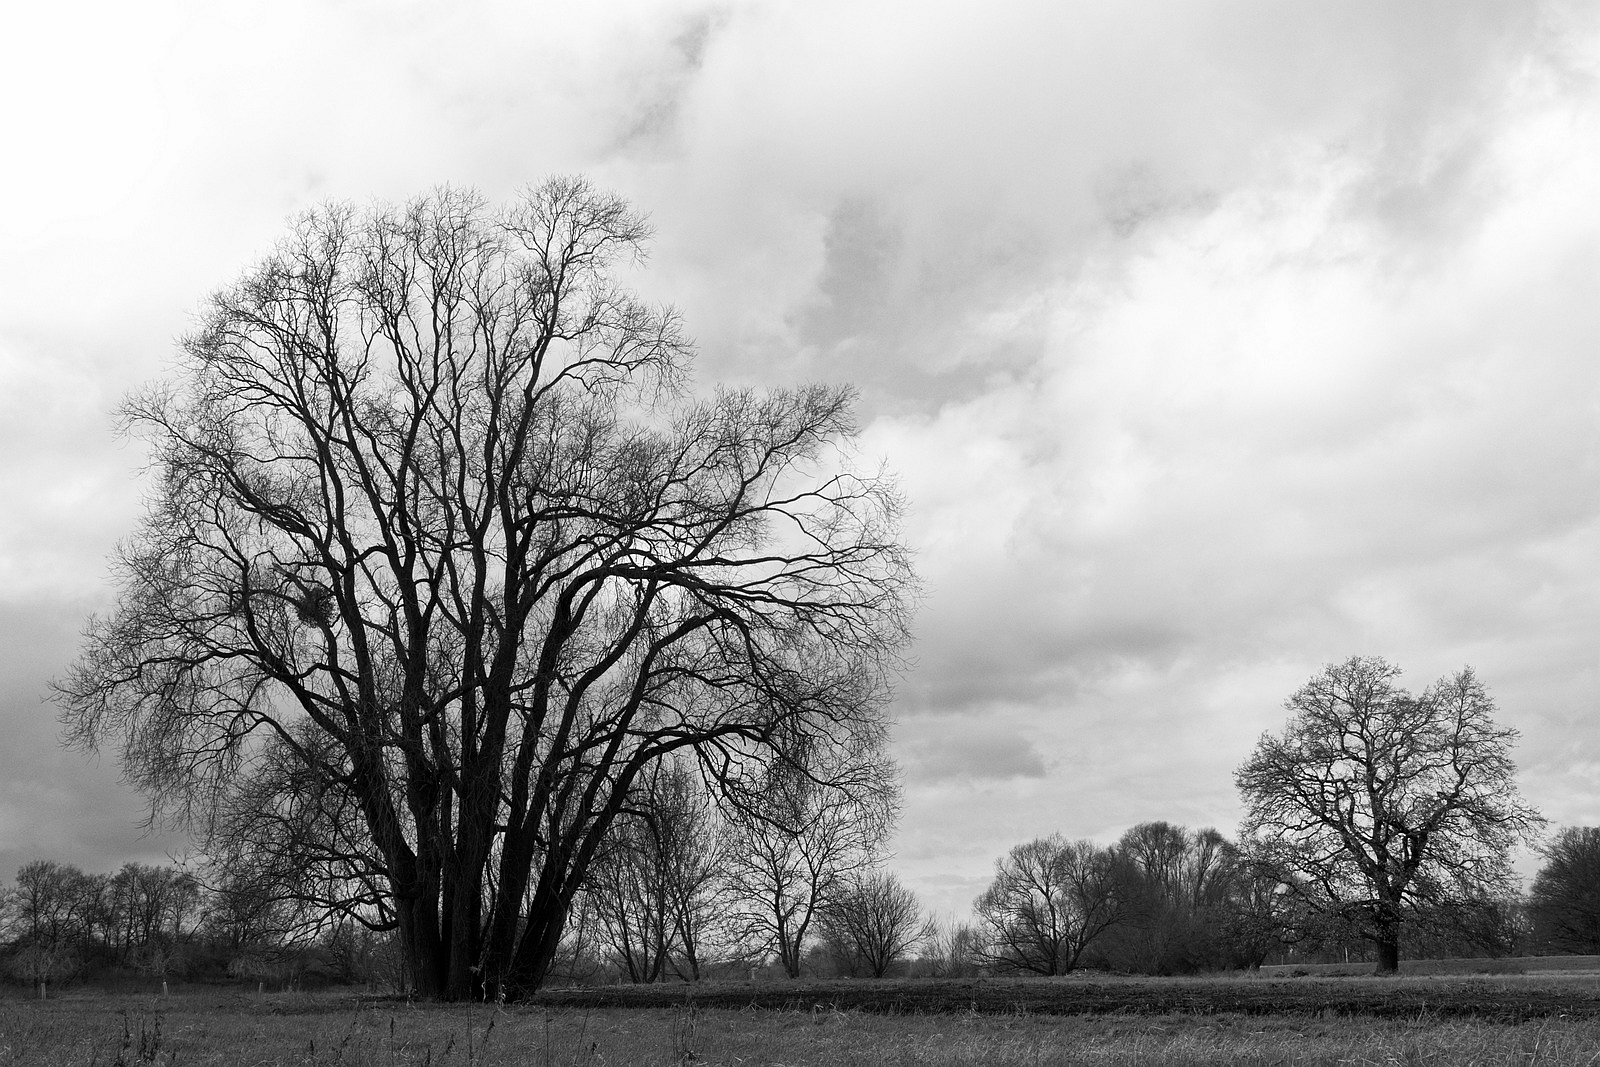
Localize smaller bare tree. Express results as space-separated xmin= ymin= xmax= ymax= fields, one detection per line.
xmin=724 ymin=758 xmax=896 ymax=977
xmin=817 ymin=871 xmax=929 ymax=977
xmin=974 ymin=836 xmax=1137 ymax=975
xmin=5 ymin=861 xmax=104 ymax=993
xmin=921 ymin=916 xmax=984 ymax=978
xmin=585 ymin=759 xmax=726 ymax=982
xmin=586 ymin=828 xmax=674 ymax=983
xmin=653 ymin=768 xmax=730 ymax=981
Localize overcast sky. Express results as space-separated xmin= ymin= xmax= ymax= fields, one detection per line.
xmin=2 ymin=0 xmax=1598 ymax=922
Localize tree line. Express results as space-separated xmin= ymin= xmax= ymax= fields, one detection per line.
xmin=41 ymin=621 xmax=1592 ymax=987
xmin=2 ymin=860 xmax=211 ymax=991
xmin=8 ymin=657 xmax=1595 ymax=988
xmin=10 ymin=814 xmax=1600 ymax=992
xmin=0 ymin=750 xmax=912 ymax=990
xmin=546 ymin=655 xmax=1588 ymax=980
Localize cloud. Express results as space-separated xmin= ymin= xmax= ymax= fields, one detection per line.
xmin=903 ymin=724 xmax=1050 ymax=785
xmin=637 ymin=1 xmax=1579 ymax=390
xmin=2 ymin=0 xmax=1599 ymax=924
xmin=0 ymin=598 xmax=186 ymax=878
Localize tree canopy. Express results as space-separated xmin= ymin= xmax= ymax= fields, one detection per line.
xmin=1235 ymin=656 xmax=1541 ymax=973
xmin=1528 ymin=826 xmax=1600 ymax=954
xmin=54 ymin=178 xmax=914 ymax=1001
xmin=973 ymin=835 xmax=1136 ymax=976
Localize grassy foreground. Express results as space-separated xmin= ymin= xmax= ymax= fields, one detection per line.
xmin=4 ymin=975 xmax=1600 ymax=1066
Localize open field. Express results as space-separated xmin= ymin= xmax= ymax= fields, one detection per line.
xmin=6 ymin=975 xmax=1600 ymax=1066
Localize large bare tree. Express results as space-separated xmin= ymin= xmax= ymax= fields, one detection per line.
xmin=54 ymin=179 xmax=913 ymax=1001
xmin=1236 ymin=656 xmax=1542 ymax=974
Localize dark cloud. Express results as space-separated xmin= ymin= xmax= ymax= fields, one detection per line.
xmin=0 ymin=599 xmax=185 ymax=881
xmin=902 ymin=727 xmax=1049 ymax=785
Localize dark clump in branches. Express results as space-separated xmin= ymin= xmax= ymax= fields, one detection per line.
xmin=54 ymin=178 xmax=915 ymax=1002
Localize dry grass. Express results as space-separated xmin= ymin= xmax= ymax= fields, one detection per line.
xmin=533 ymin=971 xmax=1600 ymax=1021
xmin=1258 ymin=955 xmax=1600 ymax=978
xmin=4 ymin=985 xmax=1600 ymax=1066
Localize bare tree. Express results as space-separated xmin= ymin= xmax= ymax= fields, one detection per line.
xmin=1216 ymin=851 xmax=1296 ymax=968
xmin=725 ymin=759 xmax=895 ymax=977
xmin=584 ymin=758 xmax=723 ymax=982
xmin=54 ymin=179 xmax=914 ymax=1001
xmin=107 ymin=863 xmax=203 ymax=969
xmin=8 ymin=862 xmax=96 ymax=952
xmin=582 ymin=833 xmax=671 ymax=982
xmin=921 ymin=916 xmax=983 ymax=978
xmin=201 ymin=861 xmax=301 ymax=969
xmin=4 ymin=861 xmax=104 ymax=991
xmin=974 ymin=836 xmax=1137 ymax=975
xmin=1236 ymin=656 xmax=1543 ymax=974
xmin=816 ymin=870 xmax=928 ymax=977
xmin=650 ymin=763 xmax=729 ymax=981
xmin=1529 ymin=826 xmax=1600 ymax=954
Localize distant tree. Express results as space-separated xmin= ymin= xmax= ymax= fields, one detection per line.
xmin=648 ymin=764 xmax=730 ymax=981
xmin=107 ymin=863 xmax=203 ymax=965
xmin=53 ymin=178 xmax=914 ymax=1000
xmin=725 ymin=760 xmax=895 ymax=977
xmin=4 ymin=861 xmax=102 ymax=989
xmin=1236 ymin=656 xmax=1543 ymax=974
xmin=9 ymin=862 xmax=91 ymax=950
xmin=1096 ymin=822 xmax=1246 ymax=974
xmin=585 ymin=759 xmax=726 ymax=983
xmin=1528 ymin=826 xmax=1600 ymax=954
xmin=920 ymin=916 xmax=984 ymax=978
xmin=974 ymin=836 xmax=1137 ymax=975
xmin=586 ymin=826 xmax=674 ymax=983
xmin=1218 ymin=855 xmax=1297 ymax=968
xmin=816 ymin=871 xmax=928 ymax=978
xmin=202 ymin=863 xmax=295 ymax=961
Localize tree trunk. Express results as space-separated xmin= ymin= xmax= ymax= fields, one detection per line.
xmin=1371 ymin=896 xmax=1403 ymax=975
xmin=777 ymin=919 xmax=803 ymax=978
xmin=1374 ymin=928 xmax=1401 ymax=974
xmin=504 ymin=904 xmax=569 ymax=1001
xmin=398 ymin=897 xmax=448 ymax=998
xmin=442 ymin=859 xmax=485 ymax=1001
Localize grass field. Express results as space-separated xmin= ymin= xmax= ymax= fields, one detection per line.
xmin=533 ymin=971 xmax=1600 ymax=1022
xmin=6 ymin=973 xmax=1600 ymax=1065
xmin=1256 ymin=955 xmax=1600 ymax=978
